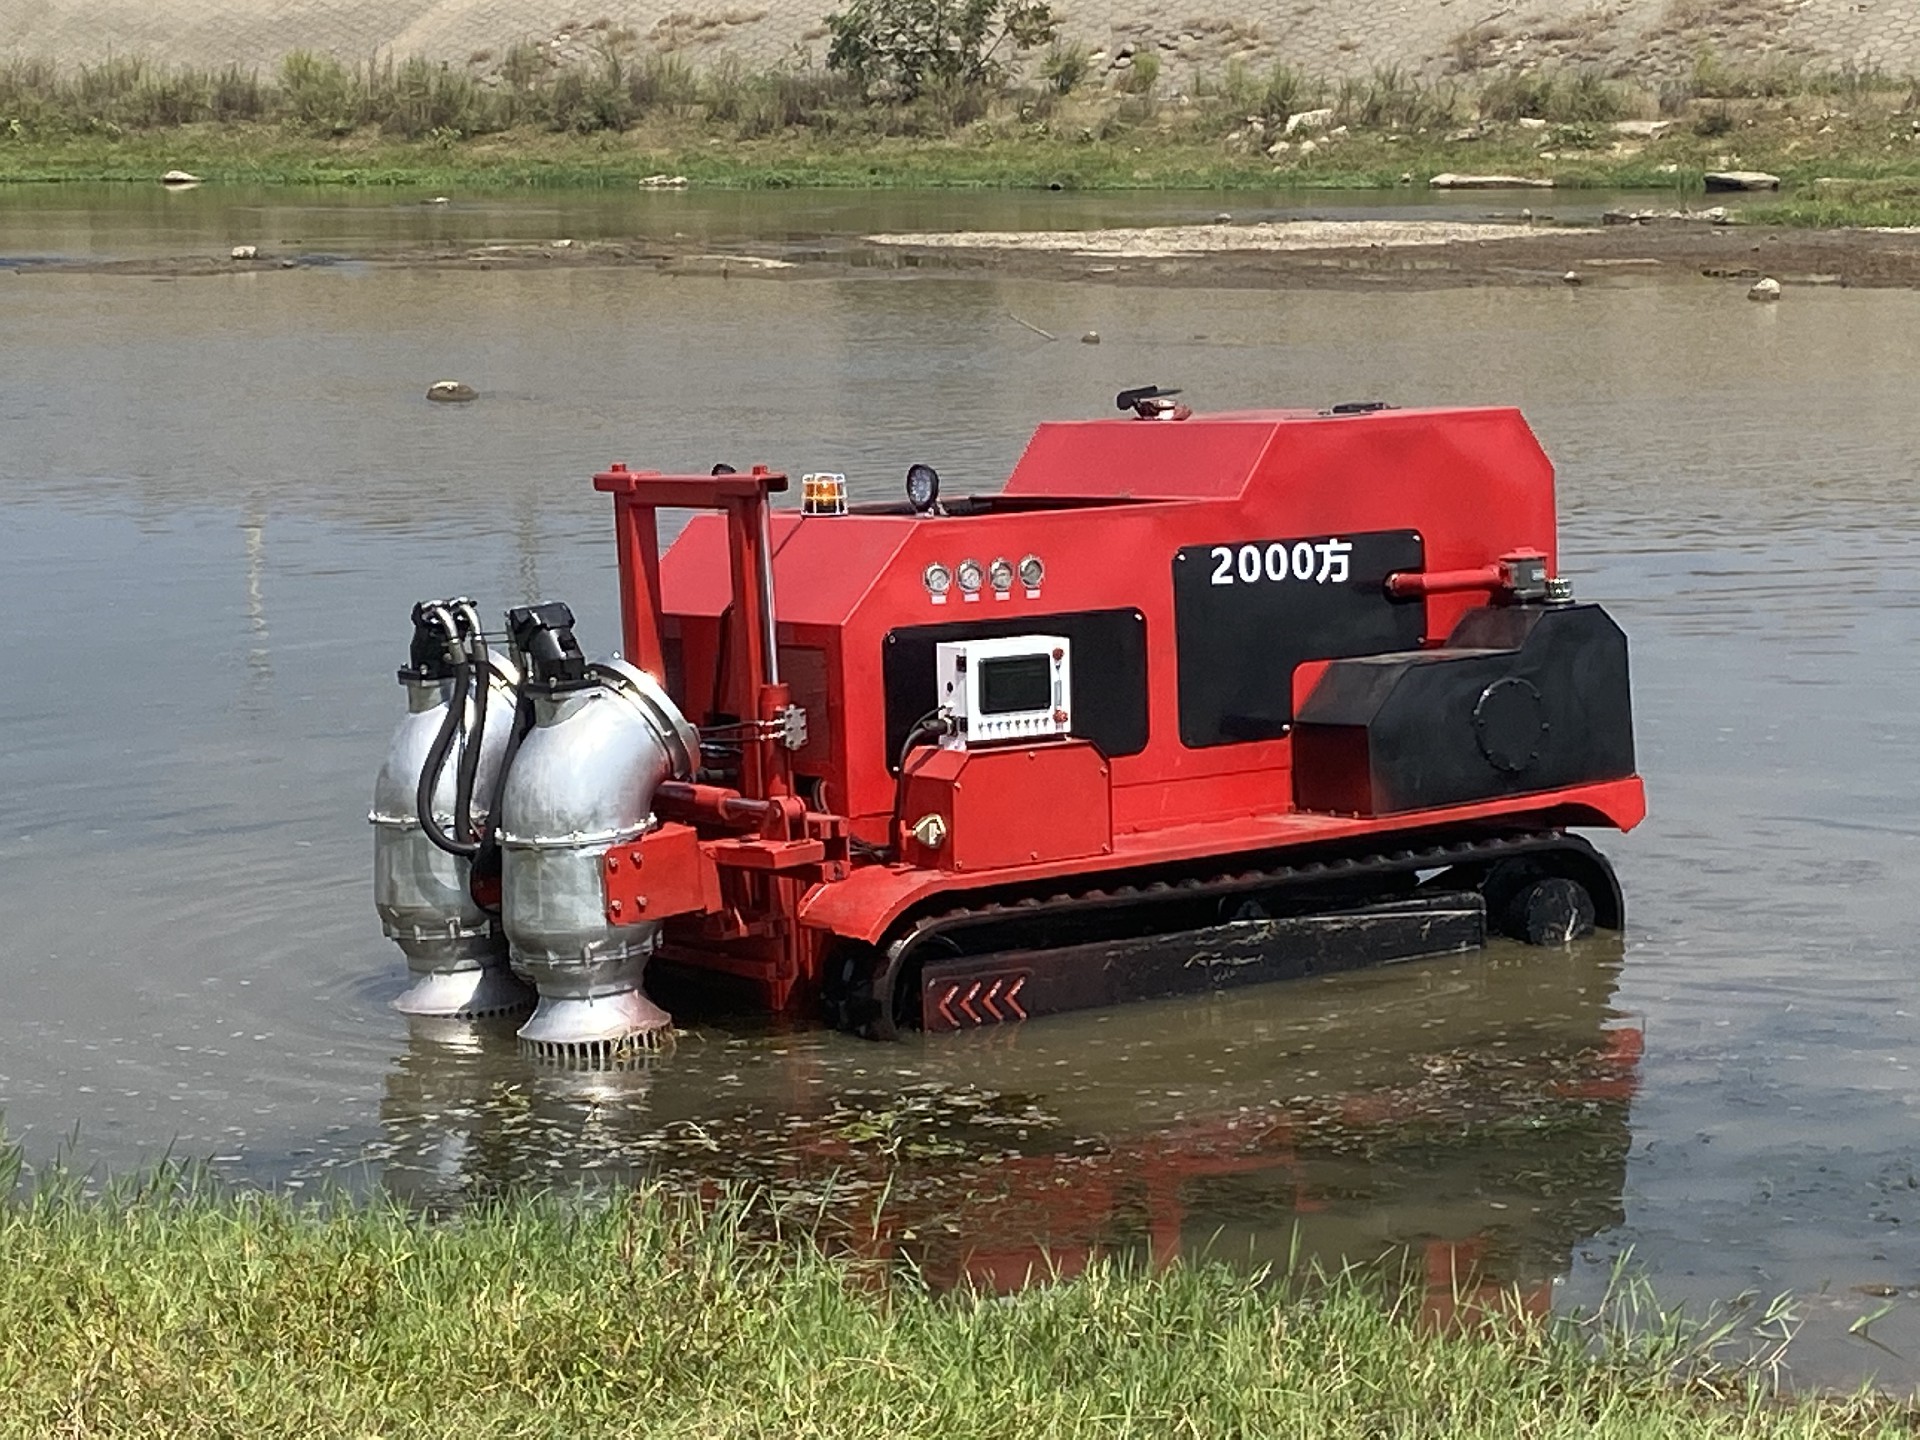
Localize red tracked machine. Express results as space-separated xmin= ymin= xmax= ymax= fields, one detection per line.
xmin=372 ymin=389 xmax=1644 ymax=1056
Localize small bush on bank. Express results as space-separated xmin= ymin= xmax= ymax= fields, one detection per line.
xmin=703 ymin=60 xmax=863 ymax=136
xmin=1692 ymin=46 xmax=1804 ymax=100
xmin=1336 ymin=65 xmax=1457 ymax=130
xmin=545 ymin=44 xmax=634 ymax=133
xmin=1119 ymin=50 xmax=1159 ymax=96
xmin=824 ymin=0 xmax=1058 ymax=97
xmin=629 ymin=52 xmax=700 ymax=111
xmin=1040 ymin=41 xmax=1089 ymax=96
xmin=1216 ymin=60 xmax=1325 ymax=125
xmin=1693 ymin=104 xmax=1736 ymax=136
xmin=1478 ymin=67 xmax=1631 ymax=123
xmin=380 ymin=56 xmax=491 ymax=138
xmin=280 ymin=50 xmax=363 ymax=134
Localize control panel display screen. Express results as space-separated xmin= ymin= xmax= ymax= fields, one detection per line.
xmin=932 ymin=633 xmax=1072 ymax=750
xmin=978 ymin=654 xmax=1052 ymax=714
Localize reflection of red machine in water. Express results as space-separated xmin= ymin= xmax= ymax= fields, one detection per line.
xmin=377 ymin=390 xmax=1645 ymax=1057
xmin=376 ymin=941 xmax=1644 ymax=1321
xmin=822 ymin=1026 xmax=1646 ymax=1321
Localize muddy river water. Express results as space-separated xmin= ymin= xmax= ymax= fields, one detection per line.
xmin=2 ymin=186 xmax=1918 ymax=1390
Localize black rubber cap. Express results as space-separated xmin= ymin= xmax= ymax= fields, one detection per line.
xmin=1503 ymin=876 xmax=1597 ymax=946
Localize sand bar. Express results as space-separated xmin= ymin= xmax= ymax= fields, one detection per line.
xmin=866 ymin=220 xmax=1551 ymax=259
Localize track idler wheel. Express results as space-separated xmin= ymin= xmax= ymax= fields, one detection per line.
xmin=824 ymin=943 xmax=895 ymax=1040
xmin=1488 ymin=866 xmax=1597 ymax=946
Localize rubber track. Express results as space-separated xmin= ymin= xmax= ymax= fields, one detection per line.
xmin=855 ymin=828 xmax=1616 ymax=1038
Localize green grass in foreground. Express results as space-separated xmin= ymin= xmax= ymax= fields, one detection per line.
xmin=0 ymin=1152 xmax=1911 ymax=1439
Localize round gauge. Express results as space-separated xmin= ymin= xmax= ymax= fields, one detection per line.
xmin=906 ymin=462 xmax=941 ymax=513
xmin=988 ymin=557 xmax=1014 ymax=593
xmin=1018 ymin=553 xmax=1045 ymax=589
xmin=923 ymin=562 xmax=953 ymax=596
xmin=956 ymin=558 xmax=984 ymax=594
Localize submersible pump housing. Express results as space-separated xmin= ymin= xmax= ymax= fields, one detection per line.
xmin=371 ymin=601 xmax=533 ymax=1018
xmin=497 ymin=604 xmax=699 ymax=1059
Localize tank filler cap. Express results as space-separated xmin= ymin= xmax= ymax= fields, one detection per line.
xmin=1496 ymin=551 xmax=1551 ymax=604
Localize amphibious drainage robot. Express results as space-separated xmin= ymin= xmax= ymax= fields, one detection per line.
xmin=372 ymin=389 xmax=1644 ymax=1057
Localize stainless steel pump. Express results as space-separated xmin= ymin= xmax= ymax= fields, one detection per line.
xmin=372 ymin=604 xmax=534 ymax=1019
xmin=499 ymin=653 xmax=698 ymax=1059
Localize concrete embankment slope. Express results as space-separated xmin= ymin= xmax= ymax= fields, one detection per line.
xmin=4 ymin=0 xmax=1919 ymax=82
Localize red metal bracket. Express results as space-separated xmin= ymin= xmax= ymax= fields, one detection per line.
xmin=705 ymin=837 xmax=828 ymax=872
xmin=602 ymin=821 xmax=724 ymax=926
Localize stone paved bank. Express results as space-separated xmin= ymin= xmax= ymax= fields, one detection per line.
xmin=4 ymin=0 xmax=1918 ymax=86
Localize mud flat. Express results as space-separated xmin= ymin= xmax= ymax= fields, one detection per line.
xmin=16 ymin=218 xmax=1920 ymax=290
xmin=862 ymin=218 xmax=1920 ymax=291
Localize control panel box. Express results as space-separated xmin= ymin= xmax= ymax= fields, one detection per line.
xmin=935 ymin=635 xmax=1072 ymax=749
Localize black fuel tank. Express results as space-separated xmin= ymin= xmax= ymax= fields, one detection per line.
xmin=1291 ymin=602 xmax=1635 ymax=816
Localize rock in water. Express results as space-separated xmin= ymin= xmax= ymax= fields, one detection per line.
xmin=427 ymin=380 xmax=479 ymax=402
xmin=1748 ymin=277 xmax=1782 ymax=301
xmin=1704 ymin=170 xmax=1780 ymax=191
xmin=1429 ymin=173 xmax=1555 ymax=189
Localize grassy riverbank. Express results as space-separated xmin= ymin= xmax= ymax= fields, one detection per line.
xmin=7 ymin=49 xmax=1920 ymax=224
xmin=0 ymin=1156 xmax=1912 ymax=1438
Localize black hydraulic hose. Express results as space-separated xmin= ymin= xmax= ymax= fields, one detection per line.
xmin=414 ymin=602 xmax=493 ymax=861
xmin=470 ymin=687 xmax=535 ymax=878
xmin=416 ymin=652 xmax=479 ymax=858
xmin=451 ymin=603 xmax=489 ymax=847
xmin=873 ymin=707 xmax=948 ymax=863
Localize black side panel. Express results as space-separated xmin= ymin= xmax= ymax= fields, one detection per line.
xmin=918 ymin=894 xmax=1486 ymax=1030
xmin=1173 ymin=529 xmax=1426 ymax=748
xmin=882 ymin=608 xmax=1149 ymax=769
xmin=1292 ymin=602 xmax=1635 ymax=815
